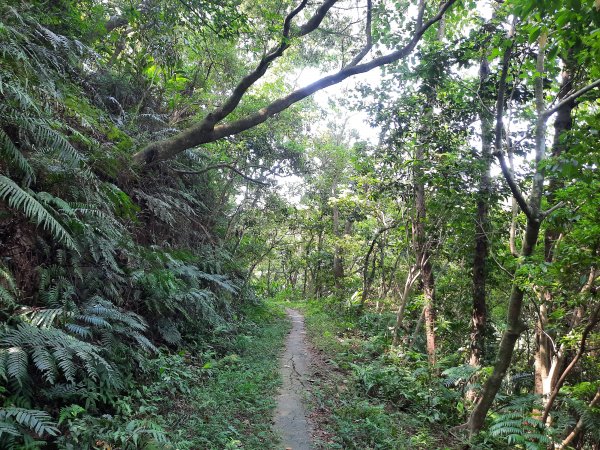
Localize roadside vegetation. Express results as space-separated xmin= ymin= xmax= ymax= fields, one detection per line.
xmin=1 ymin=0 xmax=599 ymax=448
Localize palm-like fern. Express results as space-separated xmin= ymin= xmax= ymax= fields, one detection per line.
xmin=0 ymin=324 xmax=120 ymax=387
xmin=0 ymin=175 xmax=77 ymax=249
xmin=489 ymin=395 xmax=552 ymax=450
xmin=0 ymin=406 xmax=59 ymax=439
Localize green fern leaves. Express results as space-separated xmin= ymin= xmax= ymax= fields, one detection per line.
xmin=0 ymin=324 xmax=120 ymax=387
xmin=0 ymin=407 xmax=59 ymax=438
xmin=0 ymin=128 xmax=35 ymax=184
xmin=0 ymin=175 xmax=77 ymax=249
xmin=489 ymin=396 xmax=552 ymax=449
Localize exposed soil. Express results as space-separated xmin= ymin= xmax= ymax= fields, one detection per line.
xmin=274 ymin=309 xmax=314 ymax=449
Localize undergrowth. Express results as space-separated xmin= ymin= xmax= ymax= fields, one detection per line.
xmin=56 ymin=303 xmax=289 ymax=449
xmin=274 ymin=298 xmax=456 ymax=449
xmin=272 ymin=297 xmax=472 ymax=449
xmin=275 ymin=296 xmax=575 ymax=450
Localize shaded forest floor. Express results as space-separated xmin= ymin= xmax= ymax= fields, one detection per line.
xmin=125 ymin=300 xmax=465 ymax=449
xmin=281 ymin=299 xmax=462 ymax=450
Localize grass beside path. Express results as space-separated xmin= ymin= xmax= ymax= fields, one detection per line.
xmin=272 ymin=297 xmax=460 ymax=450
xmin=147 ymin=303 xmax=290 ymax=449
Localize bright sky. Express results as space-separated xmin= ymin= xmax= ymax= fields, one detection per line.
xmin=270 ymin=0 xmax=507 ymax=204
xmin=298 ymin=66 xmax=382 ymax=143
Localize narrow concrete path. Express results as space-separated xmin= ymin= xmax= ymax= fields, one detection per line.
xmin=274 ymin=308 xmax=313 ymax=450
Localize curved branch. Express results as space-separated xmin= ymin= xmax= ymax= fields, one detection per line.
xmin=493 ymin=36 xmax=533 ymax=220
xmin=541 ymin=302 xmax=600 ymax=424
xmin=543 ymin=78 xmax=600 ymax=118
xmin=346 ymin=0 xmax=373 ymax=68
xmin=495 ymin=150 xmax=533 ymax=219
xmin=559 ymin=389 xmax=600 ymax=449
xmin=133 ymin=0 xmax=458 ymax=166
xmin=207 ymin=0 xmax=318 ymax=125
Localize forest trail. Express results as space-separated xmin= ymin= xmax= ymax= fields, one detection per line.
xmin=274 ymin=309 xmax=314 ymax=450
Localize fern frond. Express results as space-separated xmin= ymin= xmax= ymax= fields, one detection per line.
xmin=130 ymin=331 xmax=157 ymax=353
xmin=0 ymin=128 xmax=34 ymax=184
xmin=0 ymin=407 xmax=59 ymax=437
xmin=4 ymin=347 xmax=28 ymax=387
xmin=0 ymin=286 xmax=17 ymax=309
xmin=156 ymin=319 xmax=181 ymax=345
xmin=31 ymin=347 xmax=57 ymax=383
xmin=0 ymin=175 xmax=77 ymax=249
xmin=0 ymin=324 xmax=120 ymax=387
xmin=20 ymin=308 xmax=65 ymax=328
xmin=63 ymin=323 xmax=91 ymax=338
xmin=0 ymin=420 xmax=20 ymax=438
xmin=0 ymin=266 xmax=18 ymax=294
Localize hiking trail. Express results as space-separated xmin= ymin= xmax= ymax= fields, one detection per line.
xmin=274 ymin=308 xmax=314 ymax=450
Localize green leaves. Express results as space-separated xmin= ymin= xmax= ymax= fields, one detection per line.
xmin=0 ymin=407 xmax=59 ymax=438
xmin=0 ymin=175 xmax=77 ymax=250
xmin=488 ymin=395 xmax=551 ymax=449
xmin=0 ymin=323 xmax=120 ymax=388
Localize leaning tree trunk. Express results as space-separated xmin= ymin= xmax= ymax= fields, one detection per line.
xmin=468 ymin=33 xmax=549 ymax=436
xmin=535 ymin=59 xmax=574 ymax=406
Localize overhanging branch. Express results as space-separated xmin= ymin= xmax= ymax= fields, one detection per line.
xmin=133 ymin=0 xmax=458 ymax=166
xmin=208 ymin=0 xmax=330 ymax=125
xmin=543 ymin=78 xmax=600 ymax=118
xmin=346 ymin=0 xmax=373 ymax=68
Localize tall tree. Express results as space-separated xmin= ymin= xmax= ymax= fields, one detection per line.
xmin=468 ymin=18 xmax=600 ymax=436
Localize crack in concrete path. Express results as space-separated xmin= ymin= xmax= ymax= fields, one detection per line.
xmin=273 ymin=308 xmax=313 ymax=450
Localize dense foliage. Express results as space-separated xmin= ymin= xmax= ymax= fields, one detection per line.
xmin=0 ymin=0 xmax=599 ymax=448
xmin=0 ymin=0 xmax=301 ymax=447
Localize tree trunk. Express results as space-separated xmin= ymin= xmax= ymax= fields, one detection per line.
xmin=468 ymin=32 xmax=548 ymax=436
xmin=314 ymin=229 xmax=324 ymax=299
xmin=302 ymin=234 xmax=314 ymax=297
xmin=413 ymin=143 xmax=437 ymax=367
xmin=332 ymin=203 xmax=344 ymax=288
xmin=267 ymin=259 xmax=272 ymax=296
xmin=468 ymin=221 xmax=540 ymax=434
xmin=392 ymin=266 xmax=420 ymax=346
xmin=470 ymin=56 xmax=493 ymax=371
xmin=535 ymin=61 xmax=574 ymax=406
xmin=410 ymin=11 xmax=445 ymax=368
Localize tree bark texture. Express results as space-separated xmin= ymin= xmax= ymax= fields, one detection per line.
xmin=470 ymin=56 xmax=494 ymax=369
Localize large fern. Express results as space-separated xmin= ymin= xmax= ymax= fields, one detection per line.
xmin=0 ymin=324 xmax=120 ymax=388
xmin=489 ymin=395 xmax=553 ymax=450
xmin=0 ymin=175 xmax=77 ymax=249
xmin=0 ymin=406 xmax=59 ymax=439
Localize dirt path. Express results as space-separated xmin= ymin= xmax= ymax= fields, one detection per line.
xmin=274 ymin=308 xmax=314 ymax=450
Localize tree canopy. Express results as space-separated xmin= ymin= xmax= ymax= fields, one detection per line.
xmin=1 ymin=0 xmax=600 ymax=448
